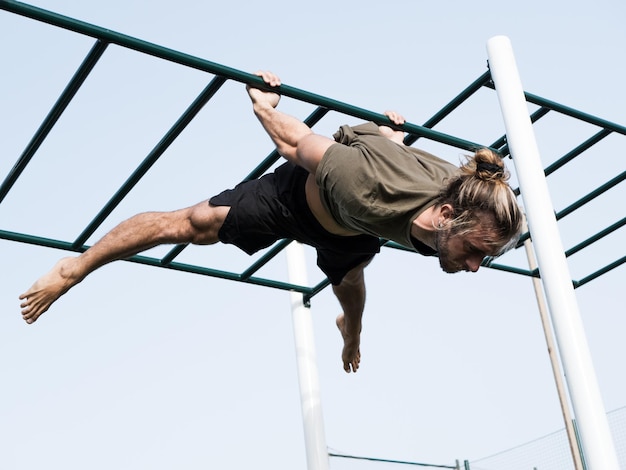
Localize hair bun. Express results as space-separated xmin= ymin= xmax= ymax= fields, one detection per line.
xmin=476 ymin=161 xmax=503 ymax=176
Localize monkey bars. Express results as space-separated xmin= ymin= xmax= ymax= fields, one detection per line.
xmin=1 ymin=0 xmax=624 ymax=298
xmin=2 ymin=2 xmax=625 ymax=470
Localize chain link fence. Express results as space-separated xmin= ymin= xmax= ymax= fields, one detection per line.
xmin=470 ymin=406 xmax=626 ymax=469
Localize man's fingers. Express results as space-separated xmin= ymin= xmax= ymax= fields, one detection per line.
xmin=254 ymin=70 xmax=281 ymax=87
xmin=383 ymin=110 xmax=406 ymax=125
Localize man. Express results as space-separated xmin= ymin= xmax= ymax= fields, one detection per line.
xmin=19 ymin=71 xmax=523 ymax=373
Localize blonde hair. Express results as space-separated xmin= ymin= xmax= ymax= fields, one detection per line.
xmin=437 ymin=148 xmax=523 ymax=254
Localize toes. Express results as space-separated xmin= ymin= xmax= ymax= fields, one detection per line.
xmin=23 ymin=311 xmax=38 ymax=324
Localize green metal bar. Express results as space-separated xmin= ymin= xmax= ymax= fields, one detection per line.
xmin=0 ymin=0 xmax=484 ymax=152
xmin=0 ymin=228 xmax=313 ymax=294
xmin=0 ymin=228 xmax=80 ymax=251
xmin=510 ymin=127 xmax=612 ymax=198
xmin=404 ymin=70 xmax=492 ymax=146
xmin=484 ymin=80 xmax=626 ymax=136
xmin=239 ymin=239 xmax=292 ymax=280
xmin=384 ymin=240 xmax=541 ymax=278
xmin=0 ymin=0 xmax=252 ymax=79
xmin=510 ymin=216 xmax=626 ymax=286
xmin=328 ymin=451 xmax=457 ymax=469
xmin=523 ymin=91 xmax=626 ymax=136
xmin=161 ymin=244 xmax=187 ymax=266
xmin=556 ymin=170 xmax=625 ymax=220
xmin=544 ymin=129 xmax=612 ymax=177
xmin=515 ymin=169 xmax=625 ymax=248
xmin=1 ymin=0 xmax=622 ymax=295
xmin=487 ymin=263 xmax=538 ymax=278
xmin=0 ymin=39 xmax=108 ymax=204
xmin=574 ymin=255 xmax=626 ymax=289
xmin=303 ymin=278 xmax=332 ymax=305
xmin=565 ymin=217 xmax=626 ymax=258
xmin=242 ymin=149 xmax=281 ymax=183
xmin=131 ymin=254 xmax=313 ymax=293
xmin=72 ymin=75 xmax=227 ymax=248
xmin=493 ymin=107 xmax=551 ymax=161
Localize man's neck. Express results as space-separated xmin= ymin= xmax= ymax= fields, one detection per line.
xmin=411 ymin=206 xmax=439 ymax=250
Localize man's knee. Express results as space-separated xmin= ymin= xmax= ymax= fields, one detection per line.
xmin=184 ymin=202 xmax=229 ymax=245
xmin=338 ymin=259 xmax=372 ymax=287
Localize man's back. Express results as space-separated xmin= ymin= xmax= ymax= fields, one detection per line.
xmin=315 ymin=122 xmax=458 ymax=249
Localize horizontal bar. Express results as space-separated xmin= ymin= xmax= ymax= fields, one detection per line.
xmin=423 ymin=70 xmax=493 ymax=130
xmin=0 ymin=228 xmax=79 ymax=251
xmin=484 ymin=80 xmax=626 ymax=136
xmin=544 ymin=129 xmax=612 ymax=177
xmin=493 ymin=107 xmax=552 ymax=161
xmin=131 ymin=254 xmax=313 ymax=293
xmin=574 ymin=255 xmax=626 ymax=289
xmin=515 ymin=169 xmax=623 ymax=247
xmin=328 ymin=452 xmax=457 ymax=469
xmin=0 ymin=228 xmax=314 ymax=294
xmin=161 ymin=243 xmax=187 ymax=266
xmin=0 ymin=39 xmax=108 ymax=204
xmin=484 ymin=262 xmax=538 ymax=278
xmin=404 ymin=70 xmax=492 ymax=146
xmin=565 ymin=216 xmax=626 ymax=258
xmin=523 ymin=91 xmax=626 ymax=136
xmin=303 ymin=278 xmax=332 ymax=306
xmin=384 ymin=240 xmax=544 ymax=279
xmin=239 ymin=239 xmax=292 ymax=280
xmin=510 ymin=127 xmax=612 ymax=198
xmin=556 ymin=170 xmax=625 ymax=220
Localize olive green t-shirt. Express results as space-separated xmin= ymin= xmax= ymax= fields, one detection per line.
xmin=315 ymin=122 xmax=458 ymax=250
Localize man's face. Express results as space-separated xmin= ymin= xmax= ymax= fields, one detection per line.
xmin=436 ymin=224 xmax=499 ymax=274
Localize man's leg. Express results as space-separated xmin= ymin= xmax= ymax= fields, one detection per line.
xmin=332 ymin=259 xmax=372 ymax=373
xmin=19 ymin=202 xmax=229 ymax=324
xmin=247 ymin=71 xmax=334 ymax=175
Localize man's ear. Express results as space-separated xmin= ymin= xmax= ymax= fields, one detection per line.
xmin=439 ymin=204 xmax=454 ymax=225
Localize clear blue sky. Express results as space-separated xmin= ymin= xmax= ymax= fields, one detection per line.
xmin=1 ymin=1 xmax=624 ymax=469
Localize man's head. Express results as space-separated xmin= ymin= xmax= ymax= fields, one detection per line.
xmin=434 ymin=148 xmax=523 ymax=273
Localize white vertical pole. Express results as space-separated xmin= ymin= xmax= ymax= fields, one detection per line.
xmin=522 ymin=228 xmax=584 ymax=470
xmin=286 ymin=241 xmax=329 ymax=470
xmin=486 ymin=36 xmax=619 ymax=469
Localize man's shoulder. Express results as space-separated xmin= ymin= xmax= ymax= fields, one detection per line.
xmin=407 ymin=146 xmax=457 ymax=169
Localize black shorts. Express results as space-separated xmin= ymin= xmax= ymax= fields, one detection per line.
xmin=209 ymin=162 xmax=380 ymax=285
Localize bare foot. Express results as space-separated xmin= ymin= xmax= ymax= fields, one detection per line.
xmin=19 ymin=257 xmax=81 ymax=324
xmin=336 ymin=313 xmax=361 ymax=373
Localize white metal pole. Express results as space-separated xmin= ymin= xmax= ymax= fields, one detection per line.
xmin=286 ymin=241 xmax=329 ymax=470
xmin=486 ymin=35 xmax=619 ymax=469
xmin=522 ymin=227 xmax=584 ymax=470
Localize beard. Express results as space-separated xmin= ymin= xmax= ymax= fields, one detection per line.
xmin=435 ymin=228 xmax=464 ymax=273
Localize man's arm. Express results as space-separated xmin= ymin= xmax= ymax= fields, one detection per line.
xmin=246 ymin=71 xmax=313 ymax=161
xmin=333 ymin=260 xmax=371 ymax=373
xmin=247 ymin=71 xmax=334 ymax=175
